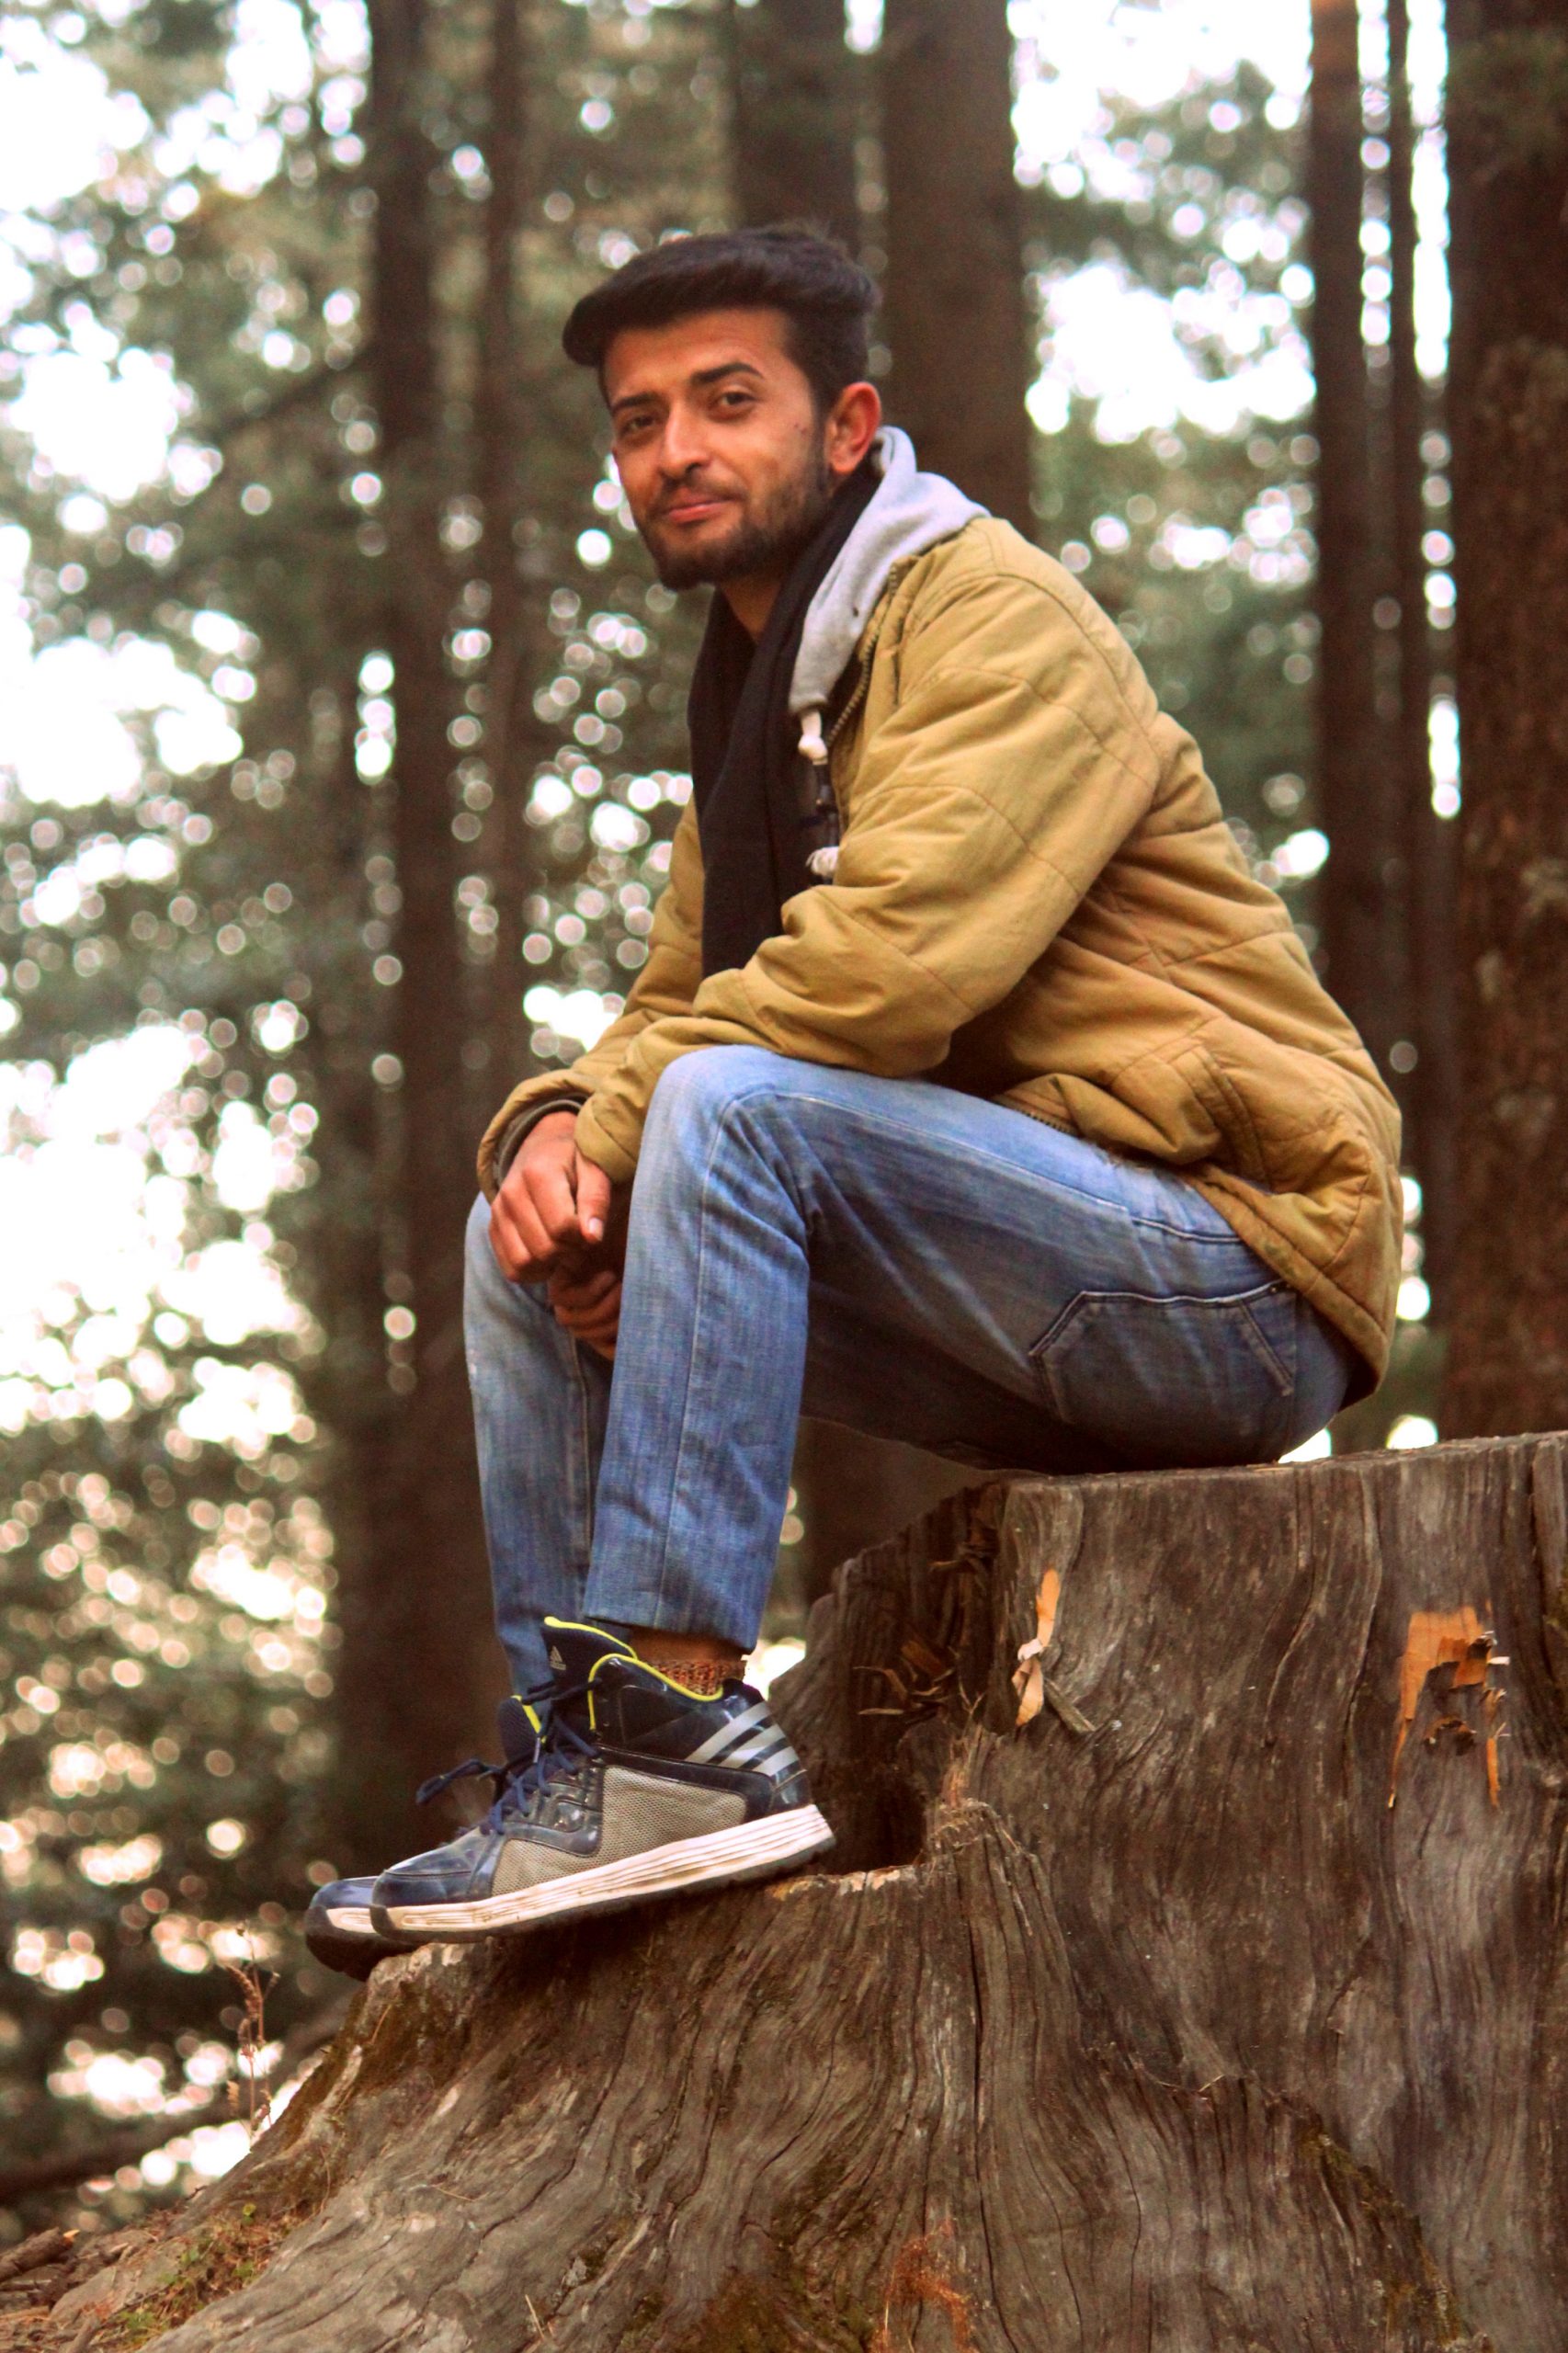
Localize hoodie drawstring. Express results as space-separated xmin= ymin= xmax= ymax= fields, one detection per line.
xmin=798 ymin=708 xmax=841 ymax=880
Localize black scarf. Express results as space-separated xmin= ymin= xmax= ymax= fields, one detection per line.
xmin=687 ymin=460 xmax=881 ymax=977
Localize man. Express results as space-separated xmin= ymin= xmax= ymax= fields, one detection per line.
xmin=305 ymin=228 xmax=1399 ymax=1973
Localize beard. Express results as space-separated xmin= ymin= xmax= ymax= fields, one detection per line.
xmin=639 ymin=449 xmax=835 ymax=591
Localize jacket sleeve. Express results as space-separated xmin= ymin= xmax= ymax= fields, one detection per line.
xmin=476 ymin=796 xmax=705 ymax=1196
xmin=574 ymin=571 xmax=1165 ymax=1185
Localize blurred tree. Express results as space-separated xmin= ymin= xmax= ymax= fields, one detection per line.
xmin=1441 ymin=0 xmax=1568 ymax=1436
xmin=331 ymin=0 xmax=499 ymax=1869
xmin=476 ymin=0 xmax=540 ymax=1086
xmin=1307 ymin=0 xmax=1403 ymax=1081
xmin=880 ymin=0 xmax=1032 ymax=526
xmin=726 ymin=0 xmax=862 ymax=248
xmin=1386 ymin=0 xmax=1456 ymax=1311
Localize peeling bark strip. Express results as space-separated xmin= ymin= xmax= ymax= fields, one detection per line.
xmin=80 ymin=1437 xmax=1568 ymax=2352
xmin=1389 ymin=1605 xmax=1506 ymax=1808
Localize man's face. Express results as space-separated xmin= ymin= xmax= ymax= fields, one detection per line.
xmin=604 ymin=309 xmax=861 ymax=593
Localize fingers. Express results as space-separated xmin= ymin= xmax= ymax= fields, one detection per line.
xmin=574 ymin=1153 xmax=614 ymax=1246
xmin=491 ymin=1172 xmax=553 ymax=1280
xmin=527 ymin=1149 xmax=586 ymax=1257
xmin=490 ymin=1188 xmax=543 ymax=1282
xmin=549 ymin=1267 xmax=621 ymax=1359
xmin=491 ymin=1117 xmax=585 ymax=1281
xmin=549 ymin=1267 xmax=619 ymax=1311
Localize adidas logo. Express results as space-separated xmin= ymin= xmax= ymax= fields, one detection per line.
xmin=686 ymin=1702 xmax=801 ymax=1781
xmin=548 ymin=1645 xmax=565 ymax=1672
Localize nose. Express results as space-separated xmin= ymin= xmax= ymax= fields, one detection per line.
xmin=655 ymin=399 xmax=710 ymax=479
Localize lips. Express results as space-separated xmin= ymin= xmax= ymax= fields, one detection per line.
xmin=658 ymin=494 xmax=732 ymax=526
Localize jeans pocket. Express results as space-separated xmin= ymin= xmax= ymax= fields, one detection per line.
xmin=1030 ymin=1283 xmax=1298 ymax=1468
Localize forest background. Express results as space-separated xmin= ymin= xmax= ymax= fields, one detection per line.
xmin=0 ymin=0 xmax=1535 ymax=2237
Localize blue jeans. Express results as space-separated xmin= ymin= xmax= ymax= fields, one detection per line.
xmin=465 ymin=1048 xmax=1355 ymax=1688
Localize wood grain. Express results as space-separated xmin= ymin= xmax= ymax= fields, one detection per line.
xmin=97 ymin=1437 xmax=1568 ymax=2351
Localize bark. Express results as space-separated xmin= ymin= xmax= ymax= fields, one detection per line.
xmin=1441 ymin=1 xmax=1568 ymax=1436
xmin=334 ymin=0 xmax=500 ymax=1866
xmin=728 ymin=0 xmax=862 ymax=249
xmin=880 ymin=0 xmax=1033 ymax=529
xmin=1309 ymin=0 xmax=1402 ymax=1074
xmin=63 ymin=1435 xmax=1568 ymax=2352
xmin=1386 ymin=0 xmax=1459 ymax=1315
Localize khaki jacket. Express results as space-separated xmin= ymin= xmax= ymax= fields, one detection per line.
xmin=481 ymin=519 xmax=1402 ymax=1383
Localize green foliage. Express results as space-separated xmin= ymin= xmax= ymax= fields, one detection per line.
xmin=1022 ymin=61 xmax=1301 ymax=301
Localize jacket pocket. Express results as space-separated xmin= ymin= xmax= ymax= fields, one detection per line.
xmin=1030 ymin=1282 xmax=1297 ymax=1468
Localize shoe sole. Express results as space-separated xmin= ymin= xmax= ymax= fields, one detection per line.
xmin=321 ymin=1904 xmax=418 ymax=1949
xmin=379 ymin=1805 xmax=835 ymax=1939
xmin=325 ymin=1904 xmax=373 ymax=1935
xmin=304 ymin=1909 xmax=416 ymax=1983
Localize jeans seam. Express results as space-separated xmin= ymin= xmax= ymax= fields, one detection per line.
xmin=1237 ymin=1293 xmax=1296 ymax=1398
xmin=567 ymin=1327 xmax=596 ymax=1571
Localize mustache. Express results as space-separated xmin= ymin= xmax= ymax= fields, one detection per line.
xmin=647 ymin=475 xmax=737 ymax=520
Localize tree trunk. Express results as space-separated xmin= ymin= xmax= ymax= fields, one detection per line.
xmin=880 ymin=0 xmax=1033 ymax=529
xmin=65 ymin=1434 xmax=1568 ymax=2351
xmin=1386 ymin=0 xmax=1458 ymax=1317
xmin=335 ymin=0 xmax=500 ymax=1867
xmin=1440 ymin=1 xmax=1568 ymax=1438
xmin=478 ymin=0 xmax=535 ymax=1086
xmin=728 ymin=0 xmax=862 ymax=250
xmin=1308 ymin=0 xmax=1403 ymax=1078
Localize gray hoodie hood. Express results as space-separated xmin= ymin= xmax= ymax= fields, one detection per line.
xmin=789 ymin=426 xmax=986 ymax=723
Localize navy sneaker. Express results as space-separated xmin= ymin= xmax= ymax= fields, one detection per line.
xmin=369 ymin=1619 xmax=833 ymax=1940
xmin=301 ymin=1694 xmax=550 ymax=1978
xmin=304 ymin=1875 xmax=418 ymax=1981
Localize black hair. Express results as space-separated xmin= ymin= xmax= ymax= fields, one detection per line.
xmin=561 ymin=226 xmax=877 ymax=414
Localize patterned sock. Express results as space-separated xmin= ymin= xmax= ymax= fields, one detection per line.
xmin=644 ymin=1653 xmax=744 ymax=1697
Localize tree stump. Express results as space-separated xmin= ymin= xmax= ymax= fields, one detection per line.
xmin=72 ymin=1435 xmax=1568 ymax=2351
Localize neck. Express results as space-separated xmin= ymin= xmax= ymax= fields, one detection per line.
xmin=721 ymin=568 xmax=787 ymax=642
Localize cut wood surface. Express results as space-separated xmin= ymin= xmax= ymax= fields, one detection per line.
xmin=53 ymin=1433 xmax=1568 ymax=2351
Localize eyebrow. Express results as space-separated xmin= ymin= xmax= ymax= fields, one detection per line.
xmin=608 ymin=358 xmax=766 ymax=419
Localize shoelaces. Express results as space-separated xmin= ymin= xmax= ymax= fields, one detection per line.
xmin=413 ymin=1676 xmax=596 ymax=1832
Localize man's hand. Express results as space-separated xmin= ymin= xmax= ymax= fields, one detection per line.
xmin=546 ymin=1262 xmax=621 ymax=1359
xmin=490 ymin=1109 xmax=615 ymax=1285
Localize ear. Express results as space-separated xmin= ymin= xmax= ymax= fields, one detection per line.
xmin=823 ymin=381 xmax=882 ymax=481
